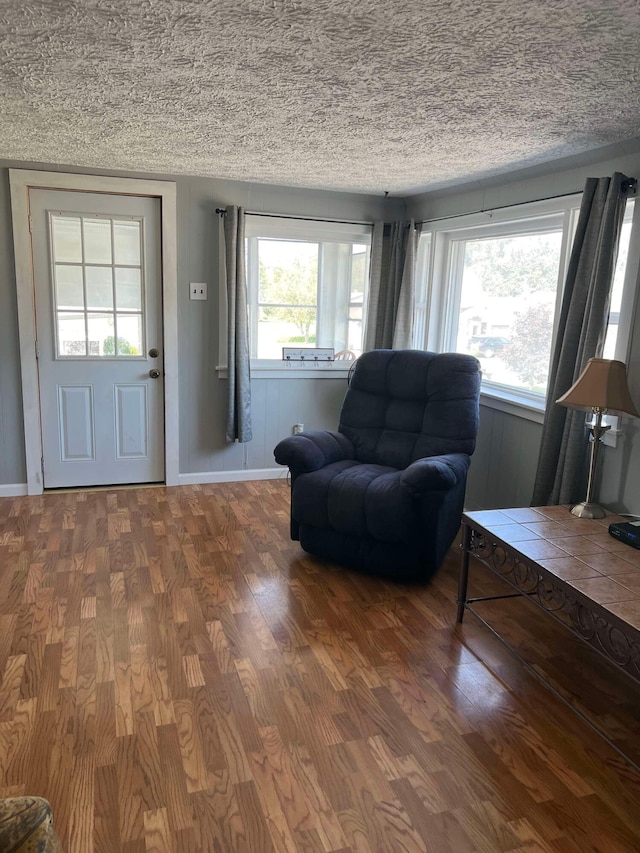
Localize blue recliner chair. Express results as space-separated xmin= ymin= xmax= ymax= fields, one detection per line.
xmin=274 ymin=349 xmax=481 ymax=581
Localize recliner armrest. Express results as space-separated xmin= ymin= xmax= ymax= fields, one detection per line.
xmin=400 ymin=453 xmax=470 ymax=495
xmin=274 ymin=430 xmax=355 ymax=474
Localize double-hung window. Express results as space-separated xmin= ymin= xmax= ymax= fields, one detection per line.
xmin=415 ymin=195 xmax=637 ymax=415
xmin=244 ymin=215 xmax=372 ymax=364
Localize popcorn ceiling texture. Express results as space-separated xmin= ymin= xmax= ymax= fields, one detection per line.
xmin=1 ymin=0 xmax=640 ymax=194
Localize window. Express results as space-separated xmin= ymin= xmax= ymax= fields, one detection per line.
xmin=245 ymin=216 xmax=371 ymax=361
xmin=452 ymin=226 xmax=564 ymax=395
xmin=603 ymin=199 xmax=635 ymax=358
xmin=413 ymin=232 xmax=432 ymax=349
xmin=416 ymin=195 xmax=637 ymax=412
xmin=50 ymin=212 xmax=144 ymax=358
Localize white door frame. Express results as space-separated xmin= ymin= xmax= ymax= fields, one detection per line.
xmin=9 ymin=169 xmax=179 ymax=494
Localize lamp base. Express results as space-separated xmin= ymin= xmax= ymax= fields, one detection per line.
xmin=570 ymin=501 xmax=606 ymax=519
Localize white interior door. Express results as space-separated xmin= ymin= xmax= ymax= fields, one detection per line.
xmin=30 ymin=189 xmax=164 ymax=488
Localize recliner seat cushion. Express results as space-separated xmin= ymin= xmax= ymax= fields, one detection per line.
xmin=293 ymin=462 xmax=423 ymax=544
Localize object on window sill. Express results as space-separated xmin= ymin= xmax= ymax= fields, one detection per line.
xmin=282 ymin=347 xmax=335 ymax=363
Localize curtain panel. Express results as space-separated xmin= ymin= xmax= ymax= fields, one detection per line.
xmin=364 ymin=219 xmax=418 ymax=351
xmin=532 ymin=173 xmax=630 ymax=506
xmin=223 ymin=206 xmax=252 ymax=443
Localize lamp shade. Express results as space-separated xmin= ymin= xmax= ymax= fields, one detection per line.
xmin=556 ymin=358 xmax=639 ymax=416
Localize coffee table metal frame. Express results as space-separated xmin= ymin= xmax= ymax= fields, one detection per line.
xmin=457 ymin=514 xmax=640 ymax=771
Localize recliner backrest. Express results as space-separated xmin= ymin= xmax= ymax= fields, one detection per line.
xmin=339 ymin=350 xmax=481 ymax=469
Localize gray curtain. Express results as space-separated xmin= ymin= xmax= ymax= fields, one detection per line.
xmin=364 ymin=219 xmax=418 ymax=350
xmin=532 ymin=173 xmax=630 ymax=505
xmin=223 ymin=206 xmax=252 ymax=443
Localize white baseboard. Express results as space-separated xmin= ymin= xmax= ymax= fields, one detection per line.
xmin=0 ymin=472 xmax=288 ymax=495
xmin=0 ymin=483 xmax=28 ymax=497
xmin=178 ymin=468 xmax=288 ymax=486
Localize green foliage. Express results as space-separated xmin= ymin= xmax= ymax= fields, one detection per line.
xmin=260 ymin=258 xmax=317 ymax=342
xmin=464 ymin=234 xmax=561 ymax=297
xmin=279 ymin=335 xmax=317 ymax=343
xmin=103 ymin=335 xmax=137 ymax=355
xmin=501 ymin=303 xmax=553 ymax=388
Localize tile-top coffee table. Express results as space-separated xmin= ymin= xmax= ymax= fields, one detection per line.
xmin=458 ymin=505 xmax=640 ymax=687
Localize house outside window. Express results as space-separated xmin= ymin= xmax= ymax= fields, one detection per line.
xmin=244 ymin=216 xmax=372 ymax=363
xmin=416 ymin=195 xmax=637 ymax=414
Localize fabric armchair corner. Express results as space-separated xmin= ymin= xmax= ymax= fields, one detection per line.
xmin=274 ymin=349 xmax=481 ymax=581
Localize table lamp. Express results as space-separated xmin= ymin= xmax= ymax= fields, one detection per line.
xmin=556 ymin=358 xmax=639 ymax=518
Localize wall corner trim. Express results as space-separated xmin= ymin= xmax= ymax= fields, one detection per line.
xmin=178 ymin=468 xmax=288 ymax=485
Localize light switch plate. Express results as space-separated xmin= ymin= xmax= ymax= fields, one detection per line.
xmin=190 ymin=282 xmax=207 ymax=300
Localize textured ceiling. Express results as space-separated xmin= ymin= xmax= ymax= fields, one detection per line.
xmin=1 ymin=0 xmax=640 ymax=195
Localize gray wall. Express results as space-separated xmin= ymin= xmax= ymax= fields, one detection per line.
xmin=175 ymin=174 xmax=403 ymax=476
xmin=407 ymin=138 xmax=640 ymax=515
xmin=0 ymin=172 xmax=24 ymax=484
xmin=0 ymin=159 xmax=404 ymax=485
xmin=2 ymin=140 xmax=640 ymax=514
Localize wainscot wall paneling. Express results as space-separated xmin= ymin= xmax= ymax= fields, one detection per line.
xmin=465 ymin=405 xmax=543 ymax=511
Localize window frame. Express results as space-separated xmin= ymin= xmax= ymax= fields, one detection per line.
xmin=417 ymin=195 xmax=587 ymax=419
xmin=218 ymin=214 xmax=372 ymax=377
xmin=417 ymin=192 xmax=639 ymax=428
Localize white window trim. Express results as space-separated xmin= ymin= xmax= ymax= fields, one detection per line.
xmin=613 ymin=196 xmax=640 ymax=364
xmin=218 ymin=214 xmax=372 ymax=377
xmin=598 ymin=196 xmax=640 ymax=446
xmin=216 ymin=362 xmax=354 ymax=380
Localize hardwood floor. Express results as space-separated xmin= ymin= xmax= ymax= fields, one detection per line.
xmin=0 ymin=480 xmax=639 ymax=852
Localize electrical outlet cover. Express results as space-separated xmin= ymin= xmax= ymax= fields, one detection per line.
xmin=190 ymin=282 xmax=207 ymax=300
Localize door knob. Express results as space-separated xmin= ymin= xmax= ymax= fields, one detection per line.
xmin=149 ymin=369 xmax=161 ymax=379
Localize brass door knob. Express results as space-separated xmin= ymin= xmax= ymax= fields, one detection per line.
xmin=149 ymin=368 xmax=161 ymax=379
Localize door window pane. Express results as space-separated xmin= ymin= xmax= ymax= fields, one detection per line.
xmin=116 ymin=315 xmax=143 ymax=355
xmin=455 ymin=231 xmax=563 ymax=394
xmin=87 ymin=313 xmax=115 ymax=355
xmin=51 ymin=217 xmax=82 ymax=263
xmin=57 ymin=313 xmax=86 ymax=356
xmin=114 ymin=221 xmax=141 ymax=265
xmin=83 ymin=219 xmax=112 ymax=264
xmin=115 ymin=268 xmax=142 ymax=310
xmin=55 ymin=265 xmax=84 ymax=310
xmin=85 ymin=266 xmax=114 ymax=310
xmin=50 ymin=211 xmax=145 ymax=358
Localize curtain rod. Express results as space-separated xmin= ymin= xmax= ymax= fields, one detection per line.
xmin=216 ymin=177 xmax=636 ymax=228
xmin=416 ymin=177 xmax=637 ymax=227
xmin=215 ymin=208 xmax=372 ymax=227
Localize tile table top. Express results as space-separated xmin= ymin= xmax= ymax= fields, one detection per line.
xmin=464 ymin=507 xmax=640 ymax=616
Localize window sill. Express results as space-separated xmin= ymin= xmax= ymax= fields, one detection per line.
xmin=479 ymin=385 xmax=546 ymax=423
xmin=479 ymin=385 xmax=621 ymax=448
xmin=216 ymin=361 xmax=353 ymax=380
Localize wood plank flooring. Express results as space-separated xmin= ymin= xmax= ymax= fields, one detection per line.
xmin=0 ymin=481 xmax=639 ymax=851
